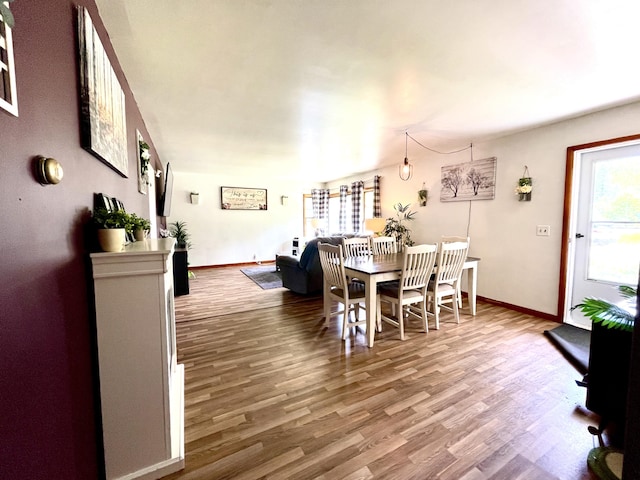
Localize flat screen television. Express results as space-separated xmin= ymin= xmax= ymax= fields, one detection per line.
xmin=158 ymin=162 xmax=173 ymax=217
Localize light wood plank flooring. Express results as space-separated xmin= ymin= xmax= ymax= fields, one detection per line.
xmin=168 ymin=266 xmax=600 ymax=479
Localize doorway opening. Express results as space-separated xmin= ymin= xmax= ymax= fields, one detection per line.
xmin=559 ymin=134 xmax=640 ymax=328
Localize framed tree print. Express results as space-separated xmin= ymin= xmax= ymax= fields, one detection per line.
xmin=78 ymin=6 xmax=128 ymax=176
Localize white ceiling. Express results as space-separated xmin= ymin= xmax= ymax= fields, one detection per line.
xmin=95 ymin=0 xmax=640 ymax=182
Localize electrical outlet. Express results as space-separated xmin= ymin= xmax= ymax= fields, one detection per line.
xmin=536 ymin=225 xmax=550 ymax=236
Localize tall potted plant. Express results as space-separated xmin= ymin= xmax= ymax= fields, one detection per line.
xmin=170 ymin=220 xmax=192 ymax=250
xmin=382 ymin=203 xmax=416 ymax=250
xmin=574 ymin=285 xmax=636 ymax=453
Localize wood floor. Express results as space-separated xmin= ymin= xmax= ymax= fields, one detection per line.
xmin=168 ymin=265 xmax=600 ymax=480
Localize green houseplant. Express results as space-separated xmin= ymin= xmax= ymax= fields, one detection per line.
xmin=574 ymin=285 xmax=636 ymax=332
xmin=130 ymin=213 xmax=151 ymax=241
xmin=0 ymin=0 xmax=16 ymax=29
xmin=418 ymin=188 xmax=428 ymax=207
xmin=574 ymin=285 xmax=636 ymax=469
xmin=170 ymin=220 xmax=192 ymax=249
xmin=382 ymin=203 xmax=416 ymax=250
xmin=92 ymin=208 xmax=135 ymax=252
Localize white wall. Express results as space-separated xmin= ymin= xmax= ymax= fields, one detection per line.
xmin=168 ymin=100 xmax=640 ymax=316
xmin=167 ymin=171 xmax=320 ymax=266
xmin=328 ymin=100 xmax=640 ymax=316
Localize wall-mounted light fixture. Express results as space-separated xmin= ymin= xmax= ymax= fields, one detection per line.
xmin=399 ymin=132 xmax=413 ymax=181
xmin=190 ymin=192 xmax=200 ymax=204
xmin=35 ymin=156 xmax=64 ymax=185
xmin=281 ymin=195 xmax=289 ymax=206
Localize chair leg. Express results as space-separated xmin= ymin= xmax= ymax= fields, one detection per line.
xmin=376 ymin=297 xmax=382 ymax=332
xmin=398 ymin=304 xmax=405 ymax=340
xmin=421 ymin=301 xmax=428 ymax=333
xmin=434 ymin=297 xmax=440 ymax=330
xmin=342 ymin=303 xmax=350 ymax=340
xmin=452 ymin=293 xmax=460 ymax=324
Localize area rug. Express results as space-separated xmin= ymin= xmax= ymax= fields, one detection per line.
xmin=544 ymin=323 xmax=591 ymax=374
xmin=240 ymin=265 xmax=283 ymax=289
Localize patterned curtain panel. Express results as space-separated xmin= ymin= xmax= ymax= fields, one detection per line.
xmin=311 ymin=189 xmax=321 ymax=220
xmin=312 ymin=188 xmax=330 ymax=235
xmin=339 ymin=185 xmax=348 ymax=232
xmin=373 ymin=175 xmax=381 ymax=217
xmin=351 ymin=180 xmax=364 ymax=232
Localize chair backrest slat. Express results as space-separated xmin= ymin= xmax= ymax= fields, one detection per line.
xmin=371 ymin=236 xmax=398 ymax=255
xmin=342 ymin=237 xmax=371 ymax=257
xmin=435 ymin=241 xmax=469 ymax=285
xmin=318 ymin=242 xmax=348 ymax=289
xmin=400 ymin=244 xmax=438 ymax=290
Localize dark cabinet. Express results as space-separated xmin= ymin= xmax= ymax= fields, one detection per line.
xmin=586 ymin=321 xmax=632 ymax=439
xmin=173 ymin=248 xmax=189 ymax=296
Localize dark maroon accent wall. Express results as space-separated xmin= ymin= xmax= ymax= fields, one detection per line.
xmin=0 ymin=2 xmax=161 ymax=478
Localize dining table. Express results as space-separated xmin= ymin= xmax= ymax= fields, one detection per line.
xmin=335 ymin=253 xmax=480 ymax=347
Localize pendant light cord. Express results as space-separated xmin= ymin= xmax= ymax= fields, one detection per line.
xmin=406 ymin=133 xmax=472 ymax=155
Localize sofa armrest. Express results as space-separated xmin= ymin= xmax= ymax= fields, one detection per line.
xmin=276 ymin=254 xmax=301 ymax=269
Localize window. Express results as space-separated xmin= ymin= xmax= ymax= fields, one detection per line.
xmin=303 ymin=187 xmax=375 ymax=237
xmin=0 ymin=10 xmax=18 ymax=116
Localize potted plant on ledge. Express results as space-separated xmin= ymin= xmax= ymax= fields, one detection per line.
xmin=92 ymin=208 xmax=134 ymax=252
xmin=130 ymin=213 xmax=151 ymax=241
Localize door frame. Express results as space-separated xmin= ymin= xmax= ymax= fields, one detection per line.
xmin=557 ymin=133 xmax=640 ymax=322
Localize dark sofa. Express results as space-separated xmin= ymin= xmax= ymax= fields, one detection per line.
xmin=276 ymin=236 xmax=350 ymax=294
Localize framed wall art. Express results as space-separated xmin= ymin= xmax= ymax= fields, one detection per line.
xmin=440 ymin=157 xmax=497 ymax=202
xmin=221 ymin=187 xmax=268 ymax=210
xmin=0 ymin=4 xmax=18 ymax=116
xmin=136 ymin=130 xmax=150 ymax=194
xmin=78 ymin=6 xmax=128 ymax=177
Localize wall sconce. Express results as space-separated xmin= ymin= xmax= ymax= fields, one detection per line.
xmin=35 ymin=156 xmax=64 ymax=185
xmin=281 ymin=195 xmax=289 ymax=206
xmin=190 ymin=192 xmax=200 ymax=204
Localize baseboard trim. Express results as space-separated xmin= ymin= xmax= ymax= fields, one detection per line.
xmin=475 ymin=294 xmax=560 ymax=322
xmin=190 ymin=260 xmax=276 ymax=270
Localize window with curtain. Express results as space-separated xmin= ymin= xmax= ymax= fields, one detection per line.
xmin=303 ymin=187 xmax=375 ymax=236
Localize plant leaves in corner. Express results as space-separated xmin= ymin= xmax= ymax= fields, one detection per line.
xmin=0 ymin=0 xmax=16 ymax=29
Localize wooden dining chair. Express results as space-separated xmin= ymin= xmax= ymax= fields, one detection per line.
xmin=370 ymin=236 xmax=397 ymax=255
xmin=441 ymin=236 xmax=470 ymax=308
xmin=342 ymin=237 xmax=370 ymax=284
xmin=342 ymin=237 xmax=371 ymax=257
xmin=377 ymin=244 xmax=438 ymax=340
xmin=427 ymin=240 xmax=469 ymax=329
xmin=318 ymin=243 xmax=370 ymax=340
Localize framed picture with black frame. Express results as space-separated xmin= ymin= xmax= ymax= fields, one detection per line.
xmin=78 ymin=6 xmax=128 ymax=177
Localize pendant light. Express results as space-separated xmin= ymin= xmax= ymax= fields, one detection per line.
xmin=399 ymin=132 xmax=413 ymax=181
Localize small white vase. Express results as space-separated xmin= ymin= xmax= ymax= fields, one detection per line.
xmin=98 ymin=228 xmax=126 ymax=252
